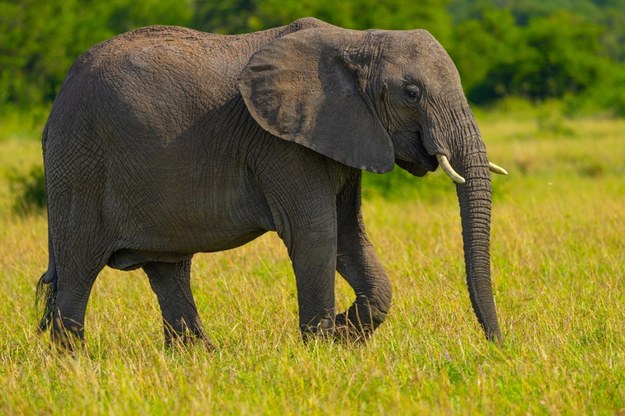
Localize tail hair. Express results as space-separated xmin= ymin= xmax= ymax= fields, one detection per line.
xmin=35 ymin=271 xmax=58 ymax=332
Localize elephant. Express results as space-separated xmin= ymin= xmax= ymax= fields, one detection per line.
xmin=36 ymin=17 xmax=507 ymax=349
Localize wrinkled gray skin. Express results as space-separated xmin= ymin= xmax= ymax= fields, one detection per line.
xmin=37 ymin=17 xmax=501 ymax=349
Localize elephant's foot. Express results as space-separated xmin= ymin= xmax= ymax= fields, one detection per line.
xmin=163 ymin=319 xmax=215 ymax=351
xmin=334 ymin=295 xmax=388 ymax=341
xmin=165 ymin=334 xmax=216 ymax=351
xmin=299 ymin=311 xmax=382 ymax=344
xmin=300 ymin=322 xmax=370 ymax=344
xmin=50 ymin=315 xmax=86 ymax=352
xmin=334 ymin=314 xmax=371 ymax=343
xmin=300 ymin=316 xmax=339 ymax=343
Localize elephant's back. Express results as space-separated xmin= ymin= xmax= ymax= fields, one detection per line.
xmin=75 ymin=26 xmax=256 ymax=108
xmin=44 ymin=18 xmax=335 ymax=150
xmin=64 ymin=17 xmax=335 ymax=95
xmin=45 ymin=27 xmax=255 ymax=154
xmin=75 ymin=25 xmax=255 ymax=71
xmin=66 ymin=21 xmax=323 ymax=91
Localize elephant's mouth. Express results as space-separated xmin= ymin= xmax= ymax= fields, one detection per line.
xmin=395 ymin=159 xmax=428 ymax=176
xmin=415 ymin=131 xmax=439 ymax=171
xmin=395 ymin=137 xmax=438 ymax=177
xmin=392 ymin=129 xmax=439 ymax=176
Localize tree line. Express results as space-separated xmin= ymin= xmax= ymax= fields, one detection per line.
xmin=1 ymin=0 xmax=624 ymax=115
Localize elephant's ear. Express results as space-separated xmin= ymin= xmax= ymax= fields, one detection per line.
xmin=238 ymin=28 xmax=394 ymax=173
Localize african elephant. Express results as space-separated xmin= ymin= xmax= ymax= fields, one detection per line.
xmin=36 ymin=17 xmax=507 ymax=349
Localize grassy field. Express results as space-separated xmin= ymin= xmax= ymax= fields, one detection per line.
xmin=0 ymin=113 xmax=624 ymax=414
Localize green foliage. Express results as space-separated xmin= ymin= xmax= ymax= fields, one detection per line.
xmin=570 ymin=60 xmax=625 ymax=116
xmin=454 ymin=11 xmax=608 ymax=102
xmin=450 ymin=8 xmax=521 ymax=96
xmin=1 ymin=0 xmax=624 ymax=114
xmin=362 ymin=168 xmax=457 ymax=203
xmin=599 ymin=4 xmax=625 ymax=62
xmin=0 ymin=106 xmax=49 ymax=142
xmin=447 ymin=0 xmax=625 ymax=114
xmin=193 ymin=0 xmax=454 ymax=45
xmin=0 ymin=0 xmax=192 ymax=107
xmin=7 ymin=165 xmax=46 ymax=214
xmin=449 ymin=0 xmax=616 ymax=24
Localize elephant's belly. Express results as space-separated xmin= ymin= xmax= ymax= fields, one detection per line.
xmin=107 ymin=227 xmax=269 ymax=271
xmin=194 ymin=226 xmax=270 ymax=253
xmin=104 ymin=158 xmax=277 ymax=264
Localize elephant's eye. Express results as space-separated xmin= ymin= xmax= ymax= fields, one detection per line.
xmin=404 ymin=84 xmax=422 ymax=102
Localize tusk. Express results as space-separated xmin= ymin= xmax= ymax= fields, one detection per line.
xmin=436 ymin=154 xmax=465 ymax=184
xmin=489 ymin=162 xmax=508 ymax=175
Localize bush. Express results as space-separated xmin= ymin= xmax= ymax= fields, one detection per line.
xmin=8 ymin=165 xmax=46 ymax=214
xmin=362 ymin=167 xmax=455 ymax=203
xmin=454 ymin=11 xmax=610 ymax=105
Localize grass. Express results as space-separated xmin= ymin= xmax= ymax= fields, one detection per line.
xmin=1 ymin=113 xmax=624 ymax=414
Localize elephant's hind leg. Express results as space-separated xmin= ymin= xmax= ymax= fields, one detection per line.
xmin=52 ymin=264 xmax=102 ymax=350
xmin=46 ymin=200 xmax=109 ymax=350
xmin=143 ymin=258 xmax=212 ymax=349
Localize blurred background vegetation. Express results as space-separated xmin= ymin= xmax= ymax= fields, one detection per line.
xmin=1 ymin=0 xmax=624 ymax=118
xmin=1 ymin=0 xmax=624 ymax=212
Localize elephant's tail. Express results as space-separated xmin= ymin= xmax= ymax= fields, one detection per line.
xmin=36 ymin=237 xmax=58 ymax=332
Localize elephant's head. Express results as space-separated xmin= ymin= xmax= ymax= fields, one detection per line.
xmin=239 ymin=25 xmax=505 ymax=341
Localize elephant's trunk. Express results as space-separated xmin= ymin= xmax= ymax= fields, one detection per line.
xmin=451 ymin=134 xmax=501 ymax=342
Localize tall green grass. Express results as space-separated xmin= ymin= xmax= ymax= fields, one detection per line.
xmin=0 ymin=116 xmax=624 ymax=414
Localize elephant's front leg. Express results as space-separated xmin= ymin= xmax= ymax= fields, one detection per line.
xmin=335 ymin=177 xmax=392 ymax=339
xmin=143 ymin=258 xmax=213 ymax=349
xmin=287 ymin=226 xmax=338 ymax=340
